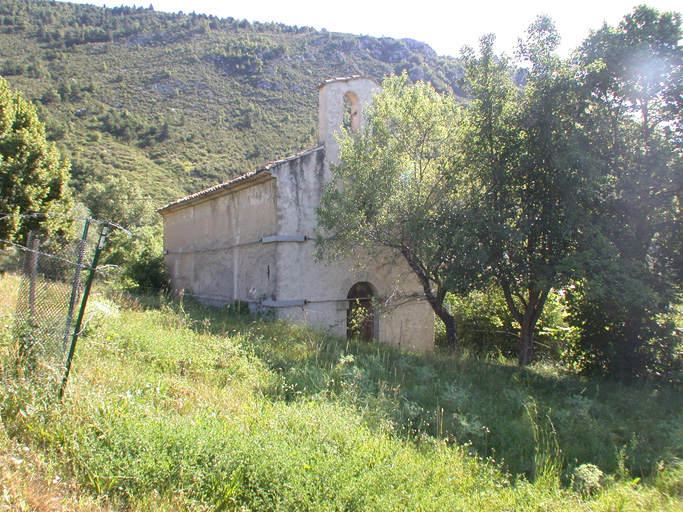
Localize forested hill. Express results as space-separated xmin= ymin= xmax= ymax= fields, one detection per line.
xmin=0 ymin=0 xmax=466 ymax=203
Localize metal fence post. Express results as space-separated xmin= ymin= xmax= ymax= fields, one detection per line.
xmin=59 ymin=224 xmax=109 ymax=400
xmin=63 ymin=218 xmax=90 ymax=350
xmin=28 ymin=232 xmax=39 ymax=325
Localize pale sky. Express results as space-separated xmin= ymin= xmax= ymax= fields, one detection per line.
xmin=58 ymin=0 xmax=682 ymax=58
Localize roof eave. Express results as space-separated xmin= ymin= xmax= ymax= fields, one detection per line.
xmin=156 ymin=145 xmax=324 ymax=215
xmin=157 ymin=169 xmax=273 ymax=215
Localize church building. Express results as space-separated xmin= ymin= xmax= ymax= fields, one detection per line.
xmin=157 ymin=76 xmax=434 ymax=350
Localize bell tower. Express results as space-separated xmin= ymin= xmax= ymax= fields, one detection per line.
xmin=318 ymin=76 xmax=380 ymax=166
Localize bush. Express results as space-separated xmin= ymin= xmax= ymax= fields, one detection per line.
xmin=1 ymin=59 xmax=24 ymax=75
xmin=566 ymin=280 xmax=683 ymax=382
xmin=436 ymin=287 xmax=517 ymax=356
xmin=437 ymin=286 xmax=574 ymax=361
xmin=124 ymin=249 xmax=168 ymax=293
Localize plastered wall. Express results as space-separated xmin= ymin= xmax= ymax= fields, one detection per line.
xmin=163 ymin=177 xmax=278 ymax=305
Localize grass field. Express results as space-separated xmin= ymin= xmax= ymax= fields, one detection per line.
xmin=1 ymin=272 xmax=681 ymax=510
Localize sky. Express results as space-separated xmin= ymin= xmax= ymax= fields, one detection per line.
xmin=59 ymin=0 xmax=682 ymax=58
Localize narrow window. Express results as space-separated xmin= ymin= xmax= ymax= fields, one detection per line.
xmin=343 ymin=92 xmax=360 ymax=135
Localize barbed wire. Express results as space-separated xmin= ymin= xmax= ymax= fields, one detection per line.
xmin=4 ymin=214 xmax=121 ymax=392
xmin=0 ymin=237 xmax=97 ymax=269
xmin=0 ymin=212 xmax=133 ymax=236
xmin=1 ymin=212 xmax=132 ymax=276
xmin=1 ymin=240 xmax=122 ymax=280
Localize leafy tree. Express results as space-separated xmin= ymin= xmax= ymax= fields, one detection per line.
xmin=0 ymin=76 xmax=72 ymax=244
xmin=459 ymin=20 xmax=597 ymax=365
xmin=81 ymin=174 xmax=167 ymax=292
xmin=39 ymin=87 xmax=60 ymax=105
xmin=81 ymin=174 xmax=156 ymax=229
xmin=316 ymin=74 xmax=467 ymax=349
xmin=567 ymin=6 xmax=683 ymax=378
xmin=1 ymin=59 xmax=23 ymax=76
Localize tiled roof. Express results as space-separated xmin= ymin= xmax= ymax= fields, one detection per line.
xmin=156 ymin=145 xmax=324 ymax=213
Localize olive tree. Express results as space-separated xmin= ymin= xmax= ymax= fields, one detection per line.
xmin=315 ymin=74 xmax=470 ymax=350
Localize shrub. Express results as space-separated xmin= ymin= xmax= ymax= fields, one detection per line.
xmin=124 ymin=250 xmax=168 ymax=293
xmin=437 ymin=287 xmax=574 ymax=361
xmin=566 ymin=281 xmax=683 ymax=382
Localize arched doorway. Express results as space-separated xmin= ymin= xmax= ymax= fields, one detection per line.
xmin=347 ymin=282 xmax=375 ymax=341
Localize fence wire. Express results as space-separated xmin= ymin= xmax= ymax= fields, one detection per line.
xmin=5 ymin=217 xmax=112 ymax=386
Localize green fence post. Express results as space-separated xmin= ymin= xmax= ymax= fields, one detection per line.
xmin=63 ymin=218 xmax=90 ymax=350
xmin=59 ymin=224 xmax=109 ymax=401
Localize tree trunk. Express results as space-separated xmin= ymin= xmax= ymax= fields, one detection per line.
xmin=501 ymin=280 xmax=549 ymax=366
xmin=518 ymin=317 xmax=535 ymax=366
xmin=437 ymin=309 xmax=458 ymax=351
xmin=399 ymin=249 xmax=458 ymax=352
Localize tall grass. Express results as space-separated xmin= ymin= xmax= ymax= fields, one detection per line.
xmin=1 ymin=274 xmax=682 ymax=510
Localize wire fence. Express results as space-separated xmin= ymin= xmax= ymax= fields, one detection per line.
xmin=2 ymin=215 xmax=113 ymax=397
xmin=13 ymin=230 xmax=83 ymax=368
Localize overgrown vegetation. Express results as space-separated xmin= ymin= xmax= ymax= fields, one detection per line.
xmin=0 ymin=2 xmax=681 ymax=506
xmin=318 ymin=7 xmax=682 ymax=374
xmin=2 ymin=2 xmax=679 ymax=370
xmin=0 ymin=273 xmax=681 ymax=510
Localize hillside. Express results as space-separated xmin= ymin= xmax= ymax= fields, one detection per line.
xmin=0 ymin=0 xmax=466 ymax=205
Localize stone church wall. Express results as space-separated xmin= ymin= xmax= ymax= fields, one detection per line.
xmin=160 ymin=76 xmax=434 ymax=351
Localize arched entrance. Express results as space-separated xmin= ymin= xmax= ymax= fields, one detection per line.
xmin=347 ymin=282 xmax=375 ymax=341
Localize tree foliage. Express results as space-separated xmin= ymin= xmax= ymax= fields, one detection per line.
xmin=459 ymin=19 xmax=598 ymax=365
xmin=316 ymin=10 xmax=682 ymax=372
xmin=81 ymin=174 xmax=167 ymax=292
xmin=566 ymin=5 xmax=683 ymax=379
xmin=0 ymin=75 xmax=72 ymax=244
xmin=316 ymin=74 xmax=466 ymax=349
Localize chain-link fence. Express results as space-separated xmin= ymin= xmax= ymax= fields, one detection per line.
xmin=2 ymin=215 xmax=112 ymax=396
